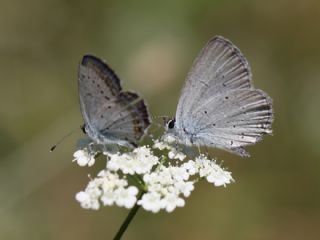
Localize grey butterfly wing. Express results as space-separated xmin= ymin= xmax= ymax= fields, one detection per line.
xmin=190 ymin=89 xmax=273 ymax=156
xmin=176 ymin=36 xmax=252 ymax=129
xmin=175 ymin=36 xmax=273 ymax=156
xmin=79 ymin=55 xmax=150 ymax=147
xmin=79 ymin=55 xmax=122 ymax=127
xmin=96 ymin=91 xmax=151 ymax=146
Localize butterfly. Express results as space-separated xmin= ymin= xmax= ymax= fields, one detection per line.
xmin=78 ymin=55 xmax=151 ymax=148
xmin=163 ymin=36 xmax=273 ymax=157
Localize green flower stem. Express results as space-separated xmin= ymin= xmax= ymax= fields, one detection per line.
xmin=155 ymin=155 xmax=168 ymax=171
xmin=113 ymin=155 xmax=168 ymax=239
xmin=127 ymin=174 xmax=147 ymax=191
xmin=135 ymin=174 xmax=148 ymax=191
xmin=113 ymin=191 xmax=145 ymax=240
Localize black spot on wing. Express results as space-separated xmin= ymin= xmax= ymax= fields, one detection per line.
xmin=200 ymin=80 xmax=209 ymax=87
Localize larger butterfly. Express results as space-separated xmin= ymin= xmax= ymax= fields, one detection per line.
xmin=78 ymin=55 xmax=151 ymax=148
xmin=164 ymin=36 xmax=273 ymax=157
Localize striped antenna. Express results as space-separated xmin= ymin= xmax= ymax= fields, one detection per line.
xmin=50 ymin=125 xmax=84 ymax=152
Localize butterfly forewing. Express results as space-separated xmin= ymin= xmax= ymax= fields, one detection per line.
xmin=176 ymin=36 xmax=252 ymax=129
xmin=79 ymin=55 xmax=122 ymax=124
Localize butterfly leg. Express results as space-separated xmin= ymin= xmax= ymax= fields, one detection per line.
xmin=197 ymin=145 xmax=202 ymax=155
xmin=87 ymin=142 xmax=95 ymax=155
xmin=181 ymin=145 xmax=196 ymax=158
xmin=102 ymin=144 xmax=108 ymax=154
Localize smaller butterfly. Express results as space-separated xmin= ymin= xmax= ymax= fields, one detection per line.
xmin=163 ymin=36 xmax=273 ymax=157
xmin=78 ymin=55 xmax=151 ymax=148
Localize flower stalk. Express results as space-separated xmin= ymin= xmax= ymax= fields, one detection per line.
xmin=113 ymin=191 xmax=145 ymax=240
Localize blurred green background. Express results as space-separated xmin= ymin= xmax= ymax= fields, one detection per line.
xmin=1 ymin=0 xmax=320 ymax=239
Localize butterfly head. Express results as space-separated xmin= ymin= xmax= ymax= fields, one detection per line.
xmin=163 ymin=117 xmax=176 ymax=130
xmin=161 ymin=117 xmax=182 ymax=144
xmin=162 ymin=117 xmax=196 ymax=146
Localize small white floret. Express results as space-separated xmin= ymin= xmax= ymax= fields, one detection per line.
xmin=137 ymin=192 xmax=162 ymax=213
xmin=195 ymin=155 xmax=234 ymax=187
xmin=115 ymin=186 xmax=139 ymax=209
xmin=73 ymin=149 xmax=95 ymax=167
xmin=161 ymin=193 xmax=185 ymax=212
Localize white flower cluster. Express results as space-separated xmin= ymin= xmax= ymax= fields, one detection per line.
xmin=75 ymin=170 xmax=138 ymax=210
xmin=106 ymin=146 xmax=159 ymax=174
xmin=194 ymin=156 xmax=234 ymax=187
xmin=138 ymin=164 xmax=194 ymax=213
xmin=74 ymin=142 xmax=234 ymax=213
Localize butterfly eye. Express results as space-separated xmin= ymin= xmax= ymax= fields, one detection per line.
xmin=167 ymin=119 xmax=175 ymax=129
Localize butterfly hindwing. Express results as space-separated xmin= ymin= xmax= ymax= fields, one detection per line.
xmin=99 ymin=92 xmax=151 ymax=146
xmin=190 ymin=89 xmax=273 ymax=156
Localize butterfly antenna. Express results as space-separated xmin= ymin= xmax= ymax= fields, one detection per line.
xmin=50 ymin=125 xmax=84 ymax=152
